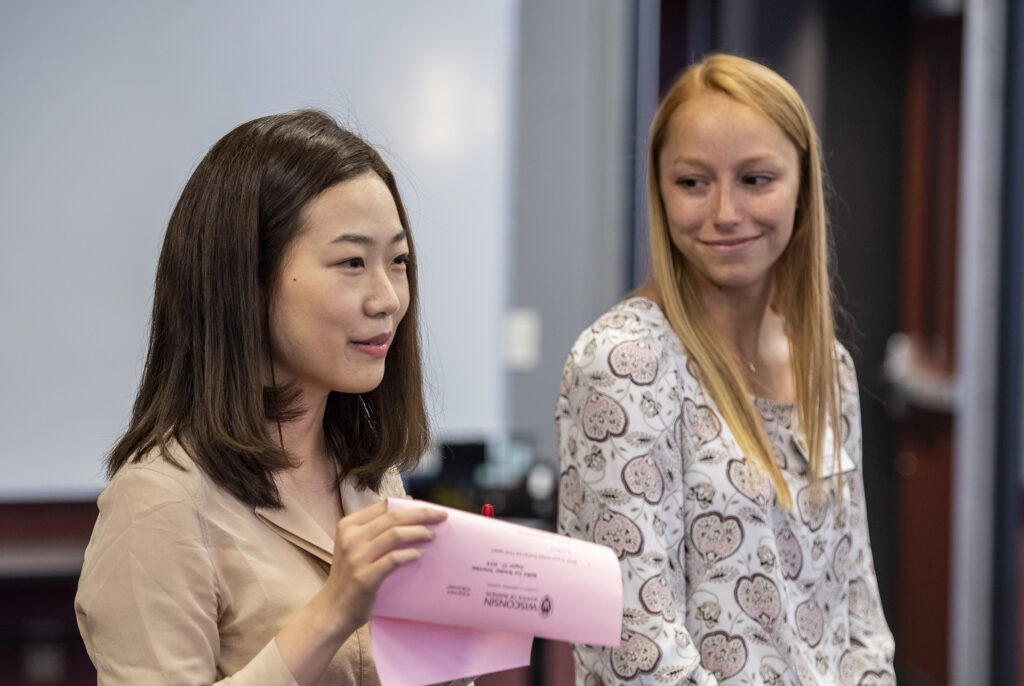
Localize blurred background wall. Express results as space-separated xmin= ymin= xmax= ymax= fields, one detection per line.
xmin=0 ymin=0 xmax=518 ymax=501
xmin=1 ymin=1 xmax=1021 ymax=684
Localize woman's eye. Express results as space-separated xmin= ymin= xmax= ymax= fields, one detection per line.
xmin=744 ymin=174 xmax=773 ymax=187
xmin=393 ymin=253 xmax=411 ymax=267
xmin=676 ymin=177 xmax=701 ymax=189
xmin=338 ymin=257 xmax=364 ymax=268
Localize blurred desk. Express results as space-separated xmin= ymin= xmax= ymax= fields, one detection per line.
xmin=0 ymin=541 xmax=87 ymax=580
xmin=0 ymin=501 xmax=96 ymax=685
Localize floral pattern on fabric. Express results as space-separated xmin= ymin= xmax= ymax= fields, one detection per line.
xmin=557 ymin=297 xmax=895 ymax=685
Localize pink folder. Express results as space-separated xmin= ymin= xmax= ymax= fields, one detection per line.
xmin=371 ymin=498 xmax=622 ymax=685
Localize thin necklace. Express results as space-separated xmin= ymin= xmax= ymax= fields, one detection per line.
xmin=740 ymin=351 xmax=758 ymax=375
xmin=732 ymin=342 xmax=759 ymax=375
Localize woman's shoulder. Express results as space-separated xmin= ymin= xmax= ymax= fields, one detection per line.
xmin=833 ymin=339 xmax=854 ymax=364
xmin=570 ymin=296 xmax=677 ymax=357
xmin=561 ymin=296 xmax=691 ymax=401
xmin=832 ymin=340 xmax=859 ymax=394
xmin=103 ymin=442 xmax=215 ymax=509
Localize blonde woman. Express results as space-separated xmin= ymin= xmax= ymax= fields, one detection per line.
xmin=557 ymin=54 xmax=895 ymax=684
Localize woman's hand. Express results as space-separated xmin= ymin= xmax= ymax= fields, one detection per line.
xmin=325 ymin=500 xmax=447 ymax=634
xmin=276 ymin=500 xmax=446 ymax=685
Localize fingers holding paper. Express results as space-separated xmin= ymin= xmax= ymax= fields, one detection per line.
xmin=274 ymin=501 xmax=447 ymax=685
xmin=326 ymin=500 xmax=447 ymax=633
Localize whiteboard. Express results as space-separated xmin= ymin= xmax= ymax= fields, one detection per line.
xmin=0 ymin=0 xmax=516 ymax=500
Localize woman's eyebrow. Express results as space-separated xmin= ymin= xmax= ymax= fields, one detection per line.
xmin=667 ymin=153 xmax=783 ymax=167
xmin=330 ymin=229 xmax=407 ymax=246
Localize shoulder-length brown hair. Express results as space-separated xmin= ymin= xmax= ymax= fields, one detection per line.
xmin=108 ymin=109 xmax=429 ymax=508
xmin=646 ymin=54 xmax=841 ymax=509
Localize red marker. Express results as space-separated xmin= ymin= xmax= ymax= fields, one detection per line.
xmin=481 ymin=503 xmax=494 ymax=518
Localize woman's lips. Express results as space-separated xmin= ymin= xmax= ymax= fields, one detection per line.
xmin=353 ymin=333 xmax=391 ymax=358
xmin=703 ymin=235 xmax=759 ymax=253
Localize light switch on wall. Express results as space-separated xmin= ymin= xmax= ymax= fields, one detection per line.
xmin=505 ymin=307 xmax=541 ymax=372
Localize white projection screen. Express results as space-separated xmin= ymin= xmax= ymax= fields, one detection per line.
xmin=0 ymin=1 xmax=515 ymax=500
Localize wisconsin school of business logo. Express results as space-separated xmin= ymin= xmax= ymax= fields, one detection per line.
xmin=483 ymin=591 xmax=555 ymax=617
xmin=539 ymin=595 xmax=553 ymax=618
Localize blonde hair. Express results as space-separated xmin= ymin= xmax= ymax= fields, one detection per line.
xmin=646 ymin=54 xmax=841 ymax=509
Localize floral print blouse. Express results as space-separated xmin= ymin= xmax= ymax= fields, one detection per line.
xmin=556 ymin=297 xmax=895 ymax=685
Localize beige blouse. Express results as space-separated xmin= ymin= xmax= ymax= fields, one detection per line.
xmin=75 ymin=442 xmax=406 ymax=685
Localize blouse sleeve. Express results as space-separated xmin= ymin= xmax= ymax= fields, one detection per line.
xmin=75 ymin=466 xmax=299 ymax=686
xmin=836 ymin=349 xmax=897 ymax=680
xmin=556 ymin=315 xmax=719 ymax=685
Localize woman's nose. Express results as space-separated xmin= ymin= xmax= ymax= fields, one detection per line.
xmin=365 ymin=269 xmax=401 ymax=316
xmin=713 ymin=185 xmax=741 ymax=227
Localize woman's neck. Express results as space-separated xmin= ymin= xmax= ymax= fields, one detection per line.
xmin=272 ymin=395 xmax=343 ymax=536
xmin=703 ymin=284 xmax=795 ymax=403
xmin=702 ymin=285 xmax=772 ymax=366
xmin=639 ymin=278 xmax=794 ymax=400
xmin=269 ymin=394 xmax=331 ymax=474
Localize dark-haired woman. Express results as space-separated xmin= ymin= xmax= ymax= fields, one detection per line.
xmin=76 ymin=110 xmax=452 ymax=685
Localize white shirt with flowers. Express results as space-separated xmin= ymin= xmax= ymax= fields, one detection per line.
xmin=556 ymin=297 xmax=895 ymax=685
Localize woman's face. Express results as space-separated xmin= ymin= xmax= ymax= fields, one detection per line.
xmin=268 ymin=172 xmax=410 ymax=403
xmin=658 ymin=90 xmax=801 ymax=299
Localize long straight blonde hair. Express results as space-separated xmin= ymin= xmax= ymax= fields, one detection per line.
xmin=646 ymin=54 xmax=842 ymax=509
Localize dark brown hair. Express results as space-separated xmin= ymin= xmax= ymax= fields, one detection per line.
xmin=108 ymin=110 xmax=429 ymax=508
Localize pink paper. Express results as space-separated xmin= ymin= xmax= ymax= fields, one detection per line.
xmin=370 ymin=498 xmax=622 ymax=685
xmin=372 ymin=617 xmax=531 ymax=686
